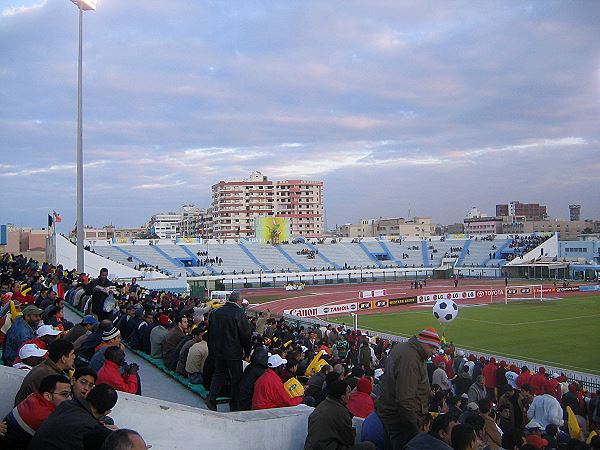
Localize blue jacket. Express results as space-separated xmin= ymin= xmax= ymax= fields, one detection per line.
xmin=2 ymin=316 xmax=36 ymax=366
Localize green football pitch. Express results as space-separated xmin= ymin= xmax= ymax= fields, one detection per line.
xmin=330 ymin=294 xmax=600 ymax=375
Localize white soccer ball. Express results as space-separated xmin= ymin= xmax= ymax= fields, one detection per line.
xmin=432 ymin=299 xmax=459 ymax=323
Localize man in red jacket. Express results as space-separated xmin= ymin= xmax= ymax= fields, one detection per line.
xmin=252 ymin=354 xmax=303 ymax=410
xmin=516 ymin=366 xmax=532 ymax=388
xmin=0 ymin=374 xmax=71 ymax=449
xmin=530 ymin=367 xmax=547 ymax=396
xmin=96 ymin=346 xmax=139 ymax=394
xmin=482 ymin=357 xmax=498 ymax=400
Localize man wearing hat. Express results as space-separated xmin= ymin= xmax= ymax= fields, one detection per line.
xmin=251 ymin=354 xmax=303 ymax=410
xmin=13 ymin=344 xmax=47 ymax=371
xmin=375 ymin=327 xmax=441 ymax=449
xmin=2 ymin=305 xmax=43 ymax=366
xmin=64 ymin=315 xmax=98 ymax=344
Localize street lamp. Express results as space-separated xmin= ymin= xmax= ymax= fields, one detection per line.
xmin=70 ymin=0 xmax=97 ymax=273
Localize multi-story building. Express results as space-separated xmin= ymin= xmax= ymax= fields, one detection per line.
xmin=180 ymin=205 xmax=212 ymax=238
xmin=569 ymin=204 xmax=581 ymax=221
xmin=211 ymin=171 xmax=323 ymax=240
xmin=336 ymin=217 xmax=434 ymax=238
xmin=523 ymin=219 xmax=589 ymax=240
xmin=463 ymin=216 xmax=502 ymax=236
xmin=148 ymin=213 xmax=182 ymax=239
xmin=496 ymin=201 xmax=548 ymax=221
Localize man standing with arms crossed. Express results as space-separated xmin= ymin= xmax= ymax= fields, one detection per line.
xmin=206 ymin=291 xmax=252 ymax=412
xmin=375 ymin=327 xmax=441 ymax=450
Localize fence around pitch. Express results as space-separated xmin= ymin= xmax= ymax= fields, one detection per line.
xmin=281 ymin=314 xmax=600 ymax=393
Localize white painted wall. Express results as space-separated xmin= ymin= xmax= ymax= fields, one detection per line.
xmin=0 ymin=366 xmax=314 ymax=450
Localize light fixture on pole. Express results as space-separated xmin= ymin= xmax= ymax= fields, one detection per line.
xmin=70 ymin=0 xmax=97 ymax=273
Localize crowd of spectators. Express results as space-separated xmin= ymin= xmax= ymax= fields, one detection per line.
xmin=1 ymin=251 xmax=599 ymax=450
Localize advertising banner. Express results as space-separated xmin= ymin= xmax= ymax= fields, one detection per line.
xmin=476 ymin=288 xmax=505 ymax=298
xmin=388 ymin=296 xmax=417 ymax=306
xmin=371 ymin=299 xmax=389 ymax=308
xmin=176 ymin=237 xmax=201 ymax=244
xmin=417 ymin=290 xmax=476 ymax=304
xmin=360 ymin=289 xmax=386 ymax=299
xmin=111 ymin=237 xmax=131 ymax=244
xmin=284 ymin=302 xmax=358 ymax=317
xmin=255 ymin=216 xmax=291 ymax=244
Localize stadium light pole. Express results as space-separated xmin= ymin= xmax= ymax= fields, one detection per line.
xmin=70 ymin=0 xmax=97 ymax=273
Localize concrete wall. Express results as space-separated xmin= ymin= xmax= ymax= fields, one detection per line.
xmin=0 ymin=366 xmax=314 ymax=450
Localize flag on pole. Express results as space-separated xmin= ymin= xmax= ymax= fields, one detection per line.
xmin=53 ymin=211 xmax=62 ymax=223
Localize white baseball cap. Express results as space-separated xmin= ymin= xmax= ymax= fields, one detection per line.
xmin=19 ymin=344 xmax=48 ymax=359
xmin=36 ymin=325 xmax=62 ymax=337
xmin=267 ymin=354 xmax=287 ymax=368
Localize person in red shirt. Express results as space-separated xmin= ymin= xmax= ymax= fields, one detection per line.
xmin=545 ymin=373 xmax=562 ymax=401
xmin=482 ymin=357 xmax=498 ymax=400
xmin=96 ymin=346 xmax=139 ymax=394
xmin=529 ymin=367 xmax=547 ymax=396
xmin=252 ymin=354 xmax=303 ymax=410
xmin=347 ymin=376 xmax=375 ymax=419
xmin=516 ymin=366 xmax=532 ymax=388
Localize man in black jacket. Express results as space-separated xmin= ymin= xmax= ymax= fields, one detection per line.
xmin=206 ymin=291 xmax=252 ymax=411
xmin=85 ymin=268 xmax=113 ymax=321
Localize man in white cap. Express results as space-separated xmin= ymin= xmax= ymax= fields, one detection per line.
xmin=251 ymin=354 xmax=303 ymax=410
xmin=13 ymin=344 xmax=47 ymax=371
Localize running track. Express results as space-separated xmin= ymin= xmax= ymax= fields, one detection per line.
xmin=241 ymin=279 xmax=590 ymax=316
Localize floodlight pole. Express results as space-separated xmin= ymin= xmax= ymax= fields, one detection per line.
xmin=76 ymin=6 xmax=84 ymax=273
xmin=71 ymin=0 xmax=96 ymax=274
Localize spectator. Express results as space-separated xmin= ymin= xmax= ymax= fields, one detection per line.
xmin=530 ymin=367 xmax=547 ymax=396
xmin=71 ymin=367 xmax=98 ymax=400
xmin=149 ymin=314 xmax=169 ymax=359
xmin=305 ymin=380 xmax=376 ymax=450
xmin=482 ymin=358 xmax=498 ymax=400
xmin=64 ymin=315 xmax=98 ymax=344
xmin=129 ymin=311 xmax=153 ymax=353
xmin=85 ymin=268 xmax=114 ymax=321
xmin=516 ymin=366 xmax=532 ymax=389
xmin=468 ymin=375 xmax=488 ymax=405
xmin=433 ymin=362 xmax=451 ymax=391
xmin=76 ymin=320 xmax=116 ymax=368
xmin=479 ymin=399 xmax=502 ymax=450
xmin=360 ymin=412 xmax=385 ymax=450
xmin=405 ymin=413 xmax=456 ymax=450
xmin=502 ymin=428 xmax=527 ymax=450
xmin=12 ymin=344 xmax=47 ymax=371
xmin=96 ymin=346 xmax=139 ymax=394
xmin=206 ymin=291 xmax=252 ymax=412
xmin=185 ymin=325 xmax=208 ymax=384
xmin=347 ymin=376 xmax=375 ymax=419
xmin=2 ymin=304 xmax=43 ymax=366
xmin=164 ymin=316 xmax=191 ymax=372
xmin=455 ymin=366 xmax=473 ymax=396
xmin=252 ymin=354 xmax=303 ymax=410
xmin=89 ymin=326 xmax=123 ymax=373
xmin=451 ymin=423 xmax=477 ymax=450
xmin=0 ymin=374 xmax=71 ymax=449
xmin=307 ymin=364 xmax=332 ymax=399
xmin=238 ymin=346 xmax=269 ymax=411
xmin=14 ymin=339 xmax=75 ymax=405
xmin=375 ymin=327 xmax=441 ymax=449
xmin=527 ymin=383 xmax=564 ymax=428
xmin=28 ymin=383 xmax=118 ymax=450
xmin=99 ymin=428 xmax=149 ymax=450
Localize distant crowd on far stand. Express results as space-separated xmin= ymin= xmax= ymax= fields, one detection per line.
xmin=2 ymin=251 xmax=600 ymax=450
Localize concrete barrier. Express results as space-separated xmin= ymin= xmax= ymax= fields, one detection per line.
xmin=0 ymin=366 xmax=313 ymax=450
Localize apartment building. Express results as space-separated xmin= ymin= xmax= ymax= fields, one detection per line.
xmin=211 ymin=171 xmax=323 ymax=240
xmin=336 ymin=217 xmax=434 ymax=238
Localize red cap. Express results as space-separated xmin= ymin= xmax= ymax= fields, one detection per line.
xmin=356 ymin=377 xmax=373 ymax=395
xmin=158 ymin=314 xmax=169 ymax=327
xmin=526 ymin=435 xmax=549 ymax=449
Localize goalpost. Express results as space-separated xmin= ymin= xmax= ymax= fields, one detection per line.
xmin=504 ymin=284 xmax=544 ymax=304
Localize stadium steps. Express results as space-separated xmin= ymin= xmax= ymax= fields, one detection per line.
xmin=63 ymin=302 xmax=230 ymax=404
xmin=180 ymin=245 xmax=217 ymax=275
xmin=377 ymin=240 xmax=405 ymax=267
xmin=357 ymin=242 xmax=385 ymax=268
xmin=305 ymin=243 xmax=342 ymax=270
xmin=421 ymin=241 xmax=431 ymax=267
xmin=455 ymin=240 xmax=471 ymax=266
xmin=275 ymin=245 xmax=307 ymax=271
xmin=238 ymin=241 xmax=269 ymax=272
xmin=112 ymin=246 xmax=155 ymax=269
xmin=152 ymin=245 xmax=185 ymax=267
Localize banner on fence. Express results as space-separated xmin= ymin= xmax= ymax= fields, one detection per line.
xmin=284 ymin=302 xmax=358 ymax=317
xmin=388 ymin=296 xmax=417 ymax=306
xmin=417 ymin=290 xmax=476 ymax=304
xmin=476 ymin=288 xmax=505 ymax=298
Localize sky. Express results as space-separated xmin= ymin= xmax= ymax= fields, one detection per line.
xmin=1 ymin=0 xmax=599 ymax=233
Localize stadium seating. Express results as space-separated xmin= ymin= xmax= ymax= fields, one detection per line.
xmin=89 ymin=237 xmax=521 ymax=276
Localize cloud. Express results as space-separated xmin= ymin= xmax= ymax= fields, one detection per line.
xmin=2 ymin=1 xmax=46 ymax=18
